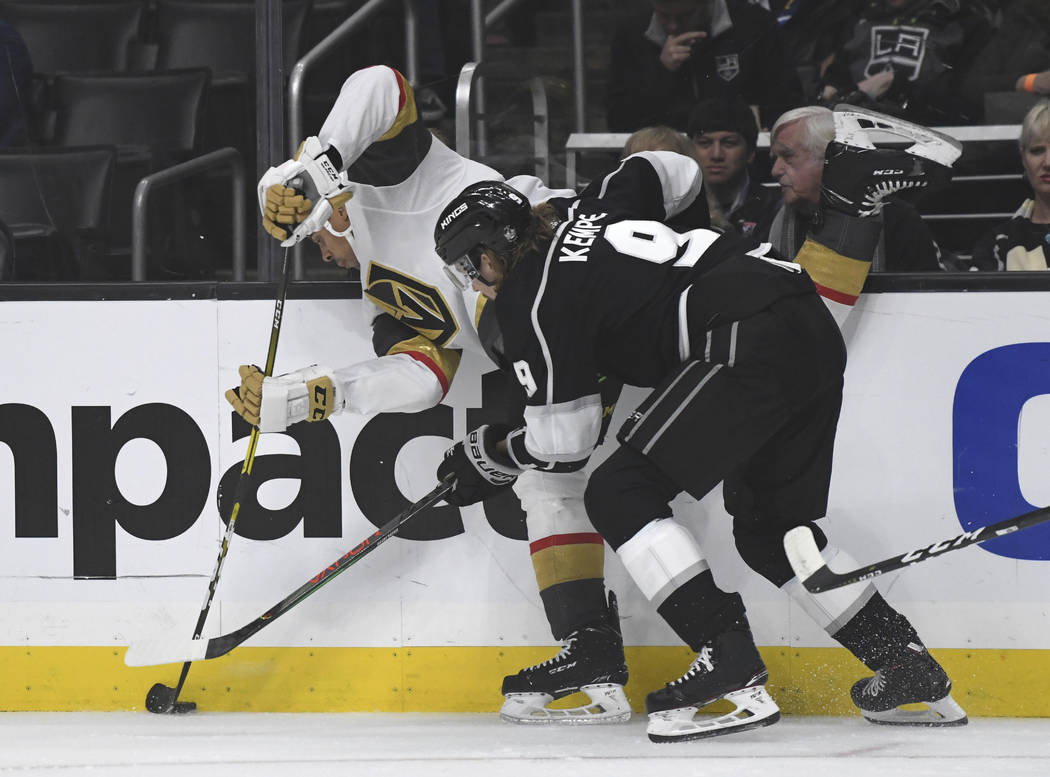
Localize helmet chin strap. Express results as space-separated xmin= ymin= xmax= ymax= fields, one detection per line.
xmin=324 ymin=221 xmax=353 ymax=239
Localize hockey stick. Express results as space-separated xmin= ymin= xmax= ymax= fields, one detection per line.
xmin=144 ymin=245 xmax=293 ymax=714
xmin=784 ymin=504 xmax=1050 ymax=593
xmin=125 ymin=480 xmax=454 ymax=668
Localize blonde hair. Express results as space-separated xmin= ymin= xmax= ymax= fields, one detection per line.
xmin=622 ymin=126 xmax=696 ymax=159
xmin=1020 ymin=100 xmax=1050 ymax=152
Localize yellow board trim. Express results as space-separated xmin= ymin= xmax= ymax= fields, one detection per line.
xmin=3 ymin=646 xmax=1048 ymax=716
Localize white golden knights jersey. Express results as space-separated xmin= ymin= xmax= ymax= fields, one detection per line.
xmin=320 ymin=65 xmax=574 ymax=414
xmin=494 ymin=152 xmax=817 ymax=473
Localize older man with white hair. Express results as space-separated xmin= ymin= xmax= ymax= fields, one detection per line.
xmin=767 ymin=105 xmax=947 ymax=322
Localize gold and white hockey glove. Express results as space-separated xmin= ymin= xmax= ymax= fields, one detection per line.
xmin=257 ymin=136 xmax=348 ymax=244
xmin=225 ymin=364 xmax=344 ymax=432
xmin=261 ymin=185 xmax=313 ymax=242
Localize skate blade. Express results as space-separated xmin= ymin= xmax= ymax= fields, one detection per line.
xmin=861 ymin=694 xmax=968 ymax=727
xmin=500 ymin=683 xmax=631 ymax=725
xmin=647 ymin=685 xmax=780 ymax=743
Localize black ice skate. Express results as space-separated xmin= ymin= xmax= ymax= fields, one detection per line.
xmin=645 ymin=628 xmax=780 ymax=743
xmin=851 ymin=643 xmax=968 ymax=726
xmin=499 ymin=591 xmax=629 ymax=725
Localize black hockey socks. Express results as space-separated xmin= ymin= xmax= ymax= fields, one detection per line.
xmin=831 ymin=592 xmax=924 ymax=671
xmin=656 ymin=571 xmax=748 ymax=652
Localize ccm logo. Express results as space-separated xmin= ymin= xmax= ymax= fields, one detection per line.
xmin=872 ymin=169 xmax=905 ymax=175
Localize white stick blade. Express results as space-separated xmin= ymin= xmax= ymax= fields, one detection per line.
xmin=783 ymin=526 xmax=826 ymax=582
xmin=124 ymin=638 xmax=209 ymax=667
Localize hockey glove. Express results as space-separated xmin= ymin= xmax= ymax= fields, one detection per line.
xmin=820 ymin=141 xmax=952 ymax=219
xmin=438 ymin=424 xmax=522 ymax=506
xmin=261 ymin=185 xmax=313 ymax=242
xmin=225 ymin=364 xmax=344 ymax=433
xmin=821 ymin=106 xmax=961 ymax=219
xmin=257 ymin=136 xmax=348 ymax=244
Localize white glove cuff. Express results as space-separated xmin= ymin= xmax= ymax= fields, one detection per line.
xmin=258 ymin=365 xmax=345 ymax=432
xmin=300 ymin=136 xmax=344 ymax=198
xmin=466 ymin=425 xmax=523 ymax=486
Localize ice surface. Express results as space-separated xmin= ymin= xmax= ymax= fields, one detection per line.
xmin=0 ymin=713 xmax=1046 ymax=776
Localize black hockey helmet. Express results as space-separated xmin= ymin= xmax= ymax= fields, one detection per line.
xmin=434 ymin=181 xmax=532 ymax=289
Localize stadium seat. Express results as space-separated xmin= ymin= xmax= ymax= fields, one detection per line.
xmin=44 ymin=69 xmax=212 ymax=279
xmin=0 ymin=1 xmax=145 ymax=75
xmin=50 ymin=69 xmax=209 ymax=163
xmin=153 ymin=0 xmax=310 ymax=82
xmin=0 ymin=146 xmax=116 ymax=280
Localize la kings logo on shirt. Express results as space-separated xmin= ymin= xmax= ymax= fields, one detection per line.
xmin=715 ymin=53 xmax=740 ymax=82
xmin=866 ymin=25 xmax=929 ymax=81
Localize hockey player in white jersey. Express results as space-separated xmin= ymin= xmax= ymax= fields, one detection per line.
xmin=224 ymin=65 xmax=630 ymax=724
xmin=431 ymin=133 xmax=967 ymax=741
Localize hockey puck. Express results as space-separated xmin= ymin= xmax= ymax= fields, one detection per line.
xmin=145 ymin=682 xmax=197 ymax=714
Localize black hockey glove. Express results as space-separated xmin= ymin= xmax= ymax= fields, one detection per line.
xmin=820 ymin=141 xmax=952 ymax=219
xmin=438 ymin=424 xmax=522 ymax=506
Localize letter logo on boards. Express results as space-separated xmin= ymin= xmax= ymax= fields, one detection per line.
xmin=953 ymin=343 xmax=1050 ymax=560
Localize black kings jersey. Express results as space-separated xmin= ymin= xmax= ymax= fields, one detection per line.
xmin=495 ymin=153 xmax=817 ymax=471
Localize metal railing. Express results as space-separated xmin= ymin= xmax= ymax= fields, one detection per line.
xmin=132 ymin=148 xmax=247 ymax=282
xmin=467 ymin=0 xmax=586 ymax=147
xmin=563 ymin=125 xmax=1026 ymax=190
xmin=455 ymin=61 xmax=551 ymax=181
xmin=281 ymin=0 xmax=586 ymax=277
xmin=286 ymin=0 xmax=417 ymax=278
xmin=287 ymin=0 xmax=417 ymax=154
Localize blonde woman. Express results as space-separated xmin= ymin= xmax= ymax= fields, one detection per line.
xmin=972 ymin=100 xmax=1050 ymax=270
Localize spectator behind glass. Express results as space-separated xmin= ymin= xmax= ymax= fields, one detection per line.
xmin=768 ymin=105 xmax=944 ymax=271
xmin=687 ymin=95 xmax=779 ymax=238
xmin=605 ymin=0 xmax=802 ymax=133
xmin=1 ymin=16 xmax=33 ymax=146
xmin=962 ymin=0 xmax=1050 ymax=118
xmin=818 ymin=0 xmax=991 ymax=125
xmin=971 ymin=100 xmax=1050 ymax=271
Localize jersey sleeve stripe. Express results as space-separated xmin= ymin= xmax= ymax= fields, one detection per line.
xmin=379 ymin=70 xmax=417 ymax=141
xmin=346 ymin=69 xmax=432 ymax=188
xmin=387 ymin=340 xmax=461 ymax=397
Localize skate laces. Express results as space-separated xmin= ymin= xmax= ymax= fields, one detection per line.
xmin=672 ymin=645 xmax=715 ymax=686
xmin=529 ymin=635 xmax=578 ymax=671
xmin=859 ymin=668 xmax=888 ymax=698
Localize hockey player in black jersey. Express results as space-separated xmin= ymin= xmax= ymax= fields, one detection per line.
xmin=432 ymin=128 xmax=966 ymax=740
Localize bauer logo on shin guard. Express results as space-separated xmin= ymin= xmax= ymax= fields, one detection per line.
xmin=308 ymin=377 xmax=334 ymax=421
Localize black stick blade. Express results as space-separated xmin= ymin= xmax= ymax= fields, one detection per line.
xmin=145 ymin=683 xmax=197 ymax=714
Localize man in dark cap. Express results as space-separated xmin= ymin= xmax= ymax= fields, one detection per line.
xmin=688 ymin=96 xmax=779 ymax=238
